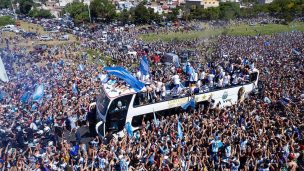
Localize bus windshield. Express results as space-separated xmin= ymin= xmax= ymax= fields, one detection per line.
xmin=96 ymin=88 xmax=110 ymax=120
xmin=106 ymin=95 xmax=132 ymax=134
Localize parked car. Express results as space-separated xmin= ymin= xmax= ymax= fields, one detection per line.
xmin=40 ymin=35 xmax=52 ymax=41
xmin=33 ymin=44 xmax=48 ymax=53
xmin=22 ymin=32 xmax=37 ymax=38
xmin=58 ymin=35 xmax=69 ymax=41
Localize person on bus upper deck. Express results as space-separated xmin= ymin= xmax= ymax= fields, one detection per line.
xmin=208 ymin=72 xmax=215 ymax=87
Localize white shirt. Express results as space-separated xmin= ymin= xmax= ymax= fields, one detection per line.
xmin=223 ymin=75 xmax=230 ymax=85
xmin=172 ymin=74 xmax=180 ymax=85
xmin=156 ymin=81 xmax=163 ymax=92
xmin=200 ymin=71 xmax=206 ymax=80
xmin=208 ymin=74 xmax=214 ymax=82
xmin=136 ymin=71 xmax=142 ymax=79
xmin=30 ymin=122 xmax=38 ymax=131
xmin=161 ymin=85 xmax=166 ymax=97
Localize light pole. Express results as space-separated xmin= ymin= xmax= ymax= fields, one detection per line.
xmin=87 ymin=2 xmax=92 ymax=23
xmin=11 ymin=0 xmax=18 ymax=20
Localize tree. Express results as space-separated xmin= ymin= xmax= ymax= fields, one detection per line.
xmin=133 ymin=2 xmax=150 ymax=24
xmin=219 ymin=2 xmax=241 ymax=20
xmin=204 ymin=7 xmax=220 ymax=20
xmin=118 ymin=9 xmax=131 ymax=24
xmin=90 ymin=0 xmax=116 ymax=22
xmin=29 ymin=8 xmax=53 ymax=18
xmin=64 ymin=2 xmax=89 ymax=23
xmin=18 ymin=0 xmax=34 ymax=14
xmin=0 ymin=0 xmax=11 ymax=9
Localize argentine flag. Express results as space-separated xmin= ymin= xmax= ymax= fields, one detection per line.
xmin=181 ymin=98 xmax=195 ymax=110
xmin=140 ymin=56 xmax=149 ymax=75
xmin=78 ymin=64 xmax=85 ymax=71
xmin=0 ymin=56 xmax=9 ymax=82
xmin=32 ymin=84 xmax=44 ymax=101
xmin=177 ymin=120 xmax=183 ymax=139
xmin=125 ymin=122 xmax=133 ymax=137
xmin=72 ymin=83 xmax=78 ymax=95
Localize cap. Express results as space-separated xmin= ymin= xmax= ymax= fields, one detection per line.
xmin=300 ymin=145 xmax=304 ymax=151
xmin=289 ymin=153 xmax=296 ymax=160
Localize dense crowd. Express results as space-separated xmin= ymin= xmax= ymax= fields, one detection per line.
xmin=0 ymin=18 xmax=303 ymax=171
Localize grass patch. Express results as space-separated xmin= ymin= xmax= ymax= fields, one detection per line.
xmin=140 ymin=29 xmax=223 ymax=42
xmin=226 ymin=22 xmax=304 ymax=36
xmin=140 ymin=22 xmax=304 ymax=42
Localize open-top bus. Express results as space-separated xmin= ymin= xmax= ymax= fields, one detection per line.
xmin=91 ymin=69 xmax=259 ymax=138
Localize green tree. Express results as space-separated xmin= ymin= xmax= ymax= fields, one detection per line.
xmin=64 ymin=2 xmax=89 ymax=23
xmin=118 ymin=9 xmax=131 ymax=24
xmin=29 ymin=8 xmax=53 ymax=18
xmin=18 ymin=0 xmax=34 ymax=14
xmin=90 ymin=0 xmax=116 ymax=22
xmin=0 ymin=0 xmax=11 ymax=9
xmin=219 ymin=2 xmax=240 ymax=20
xmin=204 ymin=7 xmax=220 ymax=20
xmin=133 ymin=2 xmax=150 ymax=24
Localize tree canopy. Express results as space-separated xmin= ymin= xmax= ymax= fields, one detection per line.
xmin=64 ymin=2 xmax=90 ymax=23
xmin=90 ymin=0 xmax=116 ymax=22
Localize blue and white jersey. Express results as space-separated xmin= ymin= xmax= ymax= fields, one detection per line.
xmin=211 ymin=140 xmax=223 ymax=153
xmin=98 ymin=157 xmax=107 ymax=169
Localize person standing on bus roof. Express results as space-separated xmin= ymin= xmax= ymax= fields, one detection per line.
xmin=172 ymin=72 xmax=181 ymax=97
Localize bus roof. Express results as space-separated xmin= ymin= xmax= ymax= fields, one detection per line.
xmin=102 ymin=83 xmax=136 ymax=99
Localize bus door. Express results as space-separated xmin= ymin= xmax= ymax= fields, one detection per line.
xmin=106 ymin=95 xmax=133 ymax=134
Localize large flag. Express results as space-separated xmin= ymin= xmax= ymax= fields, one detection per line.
xmin=181 ymin=98 xmax=195 ymax=110
xmin=0 ymin=56 xmax=9 ymax=82
xmin=125 ymin=122 xmax=133 ymax=137
xmin=140 ymin=56 xmax=149 ymax=75
xmin=32 ymin=84 xmax=44 ymax=101
xmin=177 ymin=120 xmax=183 ymax=139
xmin=103 ymin=66 xmax=145 ymax=92
xmin=72 ymin=83 xmax=78 ymax=95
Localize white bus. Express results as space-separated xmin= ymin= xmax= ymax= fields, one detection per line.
xmin=92 ymin=69 xmax=259 ymax=137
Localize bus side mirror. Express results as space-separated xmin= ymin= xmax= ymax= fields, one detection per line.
xmin=96 ymin=121 xmax=105 ymax=137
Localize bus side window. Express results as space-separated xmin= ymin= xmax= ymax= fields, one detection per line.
xmin=131 ymin=115 xmax=143 ymax=127
xmin=134 ymin=93 xmax=147 ymax=107
xmin=134 ymin=93 xmax=140 ymax=107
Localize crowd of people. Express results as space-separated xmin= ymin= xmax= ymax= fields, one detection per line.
xmin=0 ymin=16 xmax=303 ymax=171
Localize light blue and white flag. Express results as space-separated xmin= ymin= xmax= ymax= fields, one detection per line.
xmin=292 ymin=49 xmax=301 ymax=55
xmin=181 ymin=98 xmax=195 ymax=110
xmin=72 ymin=83 xmax=78 ymax=95
xmin=104 ymin=66 xmax=145 ymax=92
xmin=20 ymin=91 xmax=31 ymax=103
xmin=78 ymin=64 xmax=85 ymax=71
xmin=0 ymin=56 xmax=9 ymax=82
xmin=125 ymin=122 xmax=133 ymax=137
xmin=153 ymin=109 xmax=159 ymax=128
xmin=98 ymin=74 xmax=108 ymax=83
xmin=140 ymin=56 xmax=149 ymax=75
xmin=177 ymin=120 xmax=183 ymax=139
xmin=32 ymin=84 xmax=44 ymax=101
